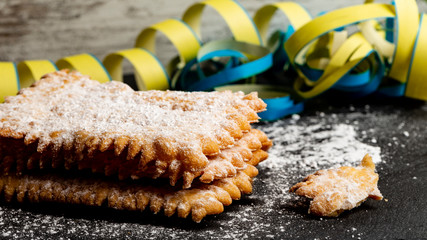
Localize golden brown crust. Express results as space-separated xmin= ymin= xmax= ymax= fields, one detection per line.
xmin=1 ymin=129 xmax=271 ymax=188
xmin=0 ymin=71 xmax=270 ymax=188
xmin=0 ymin=70 xmax=272 ymax=223
xmin=289 ymin=154 xmax=383 ymax=217
xmin=0 ymin=149 xmax=266 ymax=223
xmin=0 ymin=71 xmax=266 ymax=186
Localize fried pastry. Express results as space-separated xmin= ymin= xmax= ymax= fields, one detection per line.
xmin=289 ymin=154 xmax=383 ymax=217
xmin=0 ymin=149 xmax=268 ymax=223
xmin=0 ymin=70 xmax=272 ymax=222
xmin=120 ymin=128 xmax=271 ymax=188
xmin=0 ymin=70 xmax=269 ymax=188
xmin=0 ymin=129 xmax=271 ymax=188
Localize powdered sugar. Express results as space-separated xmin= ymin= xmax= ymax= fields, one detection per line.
xmin=258 ymin=119 xmax=382 ymax=171
xmin=0 ymin=103 xmax=385 ymax=239
xmin=0 ymin=71 xmax=263 ymax=157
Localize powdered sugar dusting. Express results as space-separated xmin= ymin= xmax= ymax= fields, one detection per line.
xmin=0 ymin=106 xmax=386 ymax=239
xmin=253 ymin=115 xmax=382 ymax=209
xmin=0 ymin=71 xmax=263 ymax=154
xmin=259 ymin=120 xmax=382 ymax=171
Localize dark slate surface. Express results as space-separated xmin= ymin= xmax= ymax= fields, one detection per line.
xmin=1 ymin=94 xmax=426 ymax=239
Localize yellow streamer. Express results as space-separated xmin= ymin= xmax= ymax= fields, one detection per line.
xmin=56 ymin=53 xmax=111 ymax=83
xmin=135 ymin=19 xmax=201 ymax=75
xmin=285 ymin=3 xmax=395 ymax=64
xmin=323 ymin=33 xmax=367 ymax=76
xmin=406 ymin=14 xmax=427 ymax=100
xmin=386 ymin=0 xmax=419 ymax=83
xmin=103 ymin=48 xmax=169 ymax=90
xmin=17 ymin=60 xmax=58 ymax=89
xmin=0 ymin=62 xmax=19 ymax=103
xmin=253 ymin=2 xmax=312 ymax=44
xmin=182 ymin=0 xmax=261 ymax=45
xmin=2 ymin=0 xmax=427 ymax=106
xmin=294 ymin=38 xmax=374 ymax=99
xmin=358 ymin=20 xmax=394 ymax=58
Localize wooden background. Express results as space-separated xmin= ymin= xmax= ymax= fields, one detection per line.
xmin=0 ymin=0 xmax=426 ymax=74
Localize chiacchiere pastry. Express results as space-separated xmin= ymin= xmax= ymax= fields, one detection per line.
xmin=0 ymin=149 xmax=268 ymax=223
xmin=289 ymin=154 xmax=383 ymax=217
xmin=0 ymin=70 xmax=269 ymax=188
xmin=0 ymin=70 xmax=272 ymax=222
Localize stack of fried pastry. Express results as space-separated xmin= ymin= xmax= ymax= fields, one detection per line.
xmin=0 ymin=70 xmax=272 ymax=222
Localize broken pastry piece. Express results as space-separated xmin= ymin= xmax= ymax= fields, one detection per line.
xmin=289 ymin=154 xmax=383 ymax=217
xmin=0 ymin=70 xmax=269 ymax=188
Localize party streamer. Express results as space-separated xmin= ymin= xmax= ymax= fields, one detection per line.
xmin=1 ymin=0 xmax=426 ymax=120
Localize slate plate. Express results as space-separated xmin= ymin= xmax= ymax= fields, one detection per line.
xmin=1 ymin=94 xmax=426 ymax=239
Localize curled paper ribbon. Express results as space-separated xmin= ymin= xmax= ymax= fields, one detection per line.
xmin=1 ymin=0 xmax=426 ymax=121
xmin=0 ymin=62 xmax=19 ymax=103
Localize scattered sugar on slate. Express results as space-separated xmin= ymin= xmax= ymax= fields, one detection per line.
xmin=0 ymin=108 xmax=384 ymax=239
